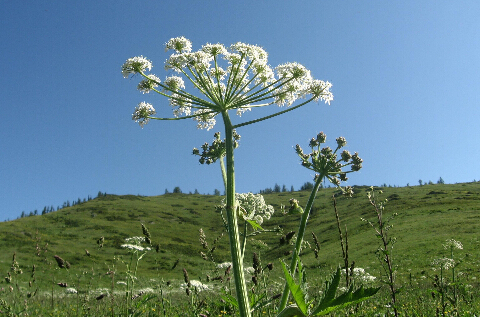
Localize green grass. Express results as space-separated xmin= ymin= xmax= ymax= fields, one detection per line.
xmin=1 ymin=182 xmax=479 ymax=316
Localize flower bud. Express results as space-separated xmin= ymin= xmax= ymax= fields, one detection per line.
xmin=341 ymin=150 xmax=352 ymax=162
xmin=316 ymin=132 xmax=326 ymax=143
xmin=335 ymin=137 xmax=347 ymax=148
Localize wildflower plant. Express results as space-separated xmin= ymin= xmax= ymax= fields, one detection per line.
xmin=122 ymin=36 xmax=333 ymax=317
xmin=361 ymin=187 xmax=399 ymax=317
xmin=278 ymin=132 xmax=364 ymax=312
xmin=431 ymin=239 xmax=464 ymax=316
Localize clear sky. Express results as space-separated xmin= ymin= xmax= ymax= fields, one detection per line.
xmin=1 ymin=1 xmax=479 ymax=221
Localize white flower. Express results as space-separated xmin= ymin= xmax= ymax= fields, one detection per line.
xmin=165 ymin=36 xmax=192 ymax=53
xmin=137 ymin=74 xmax=160 ymax=94
xmin=137 ymin=287 xmax=155 ymax=294
xmin=432 ymin=257 xmax=456 ymax=270
xmin=230 ymin=42 xmax=268 ymax=65
xmin=132 ymin=102 xmax=156 ymax=127
xmin=208 ymin=67 xmax=227 ymax=81
xmin=308 ymin=80 xmax=333 ymax=104
xmin=443 ymin=239 xmax=463 ymax=250
xmin=122 ymin=56 xmax=152 ymax=78
xmin=163 ymin=76 xmax=185 ymax=92
xmin=217 ymin=262 xmax=233 ymax=269
xmin=170 ymin=93 xmax=192 ymax=117
xmin=181 ymin=280 xmax=209 ymax=291
xmin=125 ymin=236 xmax=146 ymax=244
xmin=121 ymin=244 xmax=146 ymax=252
xmin=65 ymin=288 xmax=77 ymax=294
xmin=236 ymin=106 xmax=251 ymax=117
xmin=202 ymin=43 xmax=228 ymax=57
xmin=116 ymin=281 xmax=127 ymax=286
xmin=244 ymin=267 xmax=255 ymax=274
xmin=193 ymin=109 xmax=217 ymax=130
xmin=219 ymin=193 xmax=274 ymax=226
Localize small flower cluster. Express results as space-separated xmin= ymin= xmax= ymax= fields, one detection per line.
xmin=432 ymin=257 xmax=456 ymax=271
xmin=132 ymin=102 xmax=156 ymax=128
xmin=180 ymin=280 xmax=209 ymax=292
xmin=121 ymin=236 xmax=151 ymax=252
xmin=443 ymin=239 xmax=463 ymax=250
xmin=351 ymin=267 xmax=376 ymax=283
xmin=193 ymin=131 xmax=240 ymax=164
xmin=220 ymin=193 xmax=274 ymax=226
xmin=122 ymin=37 xmax=333 ymax=129
xmin=295 ymin=132 xmax=362 ymax=190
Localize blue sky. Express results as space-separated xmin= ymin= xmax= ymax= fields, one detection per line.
xmin=1 ymin=1 xmax=479 ymax=221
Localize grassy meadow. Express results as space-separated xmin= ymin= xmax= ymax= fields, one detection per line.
xmin=1 ymin=182 xmax=479 ymax=316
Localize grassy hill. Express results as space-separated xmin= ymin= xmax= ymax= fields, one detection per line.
xmin=1 ymin=182 xmax=479 ymax=292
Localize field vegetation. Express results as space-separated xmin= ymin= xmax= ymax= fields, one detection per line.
xmin=1 ymin=181 xmax=479 ymax=316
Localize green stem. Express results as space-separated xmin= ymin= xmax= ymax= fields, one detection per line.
xmin=233 ymin=97 xmax=316 ymax=129
xmin=222 ymin=111 xmax=251 ymax=317
xmin=278 ymin=174 xmax=324 ymax=312
xmin=220 ymin=156 xmax=227 ymax=192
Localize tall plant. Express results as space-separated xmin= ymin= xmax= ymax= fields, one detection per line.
xmin=122 ymin=36 xmax=333 ymax=317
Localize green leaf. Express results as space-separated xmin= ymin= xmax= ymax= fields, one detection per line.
xmin=246 ymin=219 xmax=263 ymax=231
xmin=280 ymin=261 xmax=308 ymax=315
xmin=276 ymin=304 xmax=308 ymax=317
xmin=316 ymin=267 xmax=342 ymax=310
xmin=221 ymin=292 xmax=239 ymax=309
xmin=311 ymin=269 xmax=380 ymax=317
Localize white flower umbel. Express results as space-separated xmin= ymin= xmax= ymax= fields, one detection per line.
xmin=443 ymin=239 xmax=463 ymax=250
xmin=132 ymin=102 xmax=156 ymax=127
xmin=432 ymin=257 xmax=456 ymax=271
xmin=219 ymin=193 xmax=274 ymax=226
xmin=122 ymin=37 xmax=333 ymax=129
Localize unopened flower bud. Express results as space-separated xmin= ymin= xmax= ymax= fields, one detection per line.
xmin=341 ymin=150 xmax=352 ymax=162
xmin=295 ymin=144 xmax=303 ymax=155
xmin=309 ymin=138 xmax=318 ymax=148
xmin=316 ymin=132 xmax=326 ymax=143
xmin=335 ymin=137 xmax=347 ymax=148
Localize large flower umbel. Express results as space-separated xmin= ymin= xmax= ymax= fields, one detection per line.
xmin=122 ymin=37 xmax=333 ymax=129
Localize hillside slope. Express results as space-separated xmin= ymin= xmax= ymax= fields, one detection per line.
xmin=1 ymin=182 xmax=479 ymax=288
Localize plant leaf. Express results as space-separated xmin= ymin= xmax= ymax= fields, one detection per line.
xmin=246 ymin=219 xmax=263 ymax=231
xmin=276 ymin=304 xmax=308 ymax=317
xmin=280 ymin=261 xmax=308 ymax=315
xmin=221 ymin=292 xmax=239 ymax=309
xmin=311 ymin=271 xmax=380 ymax=317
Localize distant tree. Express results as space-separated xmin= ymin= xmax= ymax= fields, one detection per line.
xmin=262 ymin=188 xmax=273 ymax=194
xmin=437 ymin=177 xmax=445 ymax=184
xmin=300 ymin=182 xmax=314 ymax=191
xmin=173 ymin=186 xmax=182 ymax=194
xmin=290 ymin=185 xmax=294 ymax=192
xmin=214 ymin=189 xmax=221 ymax=196
xmin=282 ymin=184 xmax=287 ymax=192
xmin=274 ymin=183 xmax=281 ymax=193
xmin=34 ymin=209 xmax=38 ymax=216
xmin=97 ymin=191 xmax=103 ymax=198
xmin=407 ymin=183 xmax=410 ymax=187
xmin=428 ymin=180 xmax=433 ymax=185
xmin=20 ymin=211 xmax=25 ymax=218
xmin=164 ymin=188 xmax=169 ymax=194
xmin=418 ymin=179 xmax=423 ymax=186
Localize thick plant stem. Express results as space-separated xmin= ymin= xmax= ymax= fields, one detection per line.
xmin=222 ymin=111 xmax=251 ymax=317
xmin=278 ymin=175 xmax=324 ymax=312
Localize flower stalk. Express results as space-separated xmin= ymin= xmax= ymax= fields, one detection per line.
xmin=122 ymin=37 xmax=334 ymax=317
